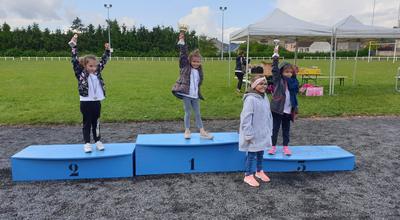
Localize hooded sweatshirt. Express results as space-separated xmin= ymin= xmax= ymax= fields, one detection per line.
xmin=239 ymin=91 xmax=273 ymax=152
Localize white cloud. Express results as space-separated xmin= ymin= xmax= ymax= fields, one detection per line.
xmin=0 ymin=0 xmax=136 ymax=32
xmin=119 ymin=16 xmax=137 ymax=28
xmin=179 ymin=6 xmax=240 ymax=42
xmin=224 ymin=27 xmax=242 ymax=41
xmin=0 ymin=0 xmax=63 ymax=20
xmin=0 ymin=0 xmax=68 ymax=29
xmin=276 ymin=0 xmax=399 ymax=27
xmin=179 ymin=7 xmax=218 ymax=36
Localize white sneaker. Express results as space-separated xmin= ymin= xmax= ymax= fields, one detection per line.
xmin=95 ymin=141 xmax=105 ymax=151
xmin=200 ymin=131 xmax=214 ymax=140
xmin=184 ymin=130 xmax=191 ymax=139
xmin=84 ymin=143 xmax=92 ymax=153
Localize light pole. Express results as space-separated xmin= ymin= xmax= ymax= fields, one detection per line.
xmin=219 ymin=6 xmax=227 ymax=60
xmin=371 ymin=0 xmax=376 ymax=25
xmin=104 ymin=3 xmax=112 ymax=56
xmin=397 ymin=0 xmax=400 ymax=28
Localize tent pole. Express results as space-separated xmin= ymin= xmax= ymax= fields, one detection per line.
xmin=329 ymin=32 xmax=334 ymax=95
xmin=352 ymin=41 xmax=360 ymax=86
xmin=393 ymin=40 xmax=397 ymax=64
xmin=245 ymin=33 xmax=250 ymax=91
xmin=368 ymin=41 xmax=371 ymax=63
xmin=332 ymin=36 xmax=338 ymax=95
xmin=294 ymin=38 xmax=298 ymax=65
xmin=228 ymin=39 xmax=231 ymax=86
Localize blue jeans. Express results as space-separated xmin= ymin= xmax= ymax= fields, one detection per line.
xmin=183 ymin=97 xmax=203 ymax=129
xmin=245 ymin=151 xmax=264 ymax=176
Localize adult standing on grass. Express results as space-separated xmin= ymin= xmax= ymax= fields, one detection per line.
xmin=235 ymin=50 xmax=246 ymax=93
xmin=69 ymin=34 xmax=111 ymax=153
xmin=172 ymin=31 xmax=213 ymax=140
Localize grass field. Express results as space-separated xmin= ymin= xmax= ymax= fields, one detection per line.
xmin=0 ymin=59 xmax=399 ymax=125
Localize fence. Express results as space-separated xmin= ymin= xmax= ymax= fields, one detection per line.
xmin=0 ymin=56 xmax=399 ymax=62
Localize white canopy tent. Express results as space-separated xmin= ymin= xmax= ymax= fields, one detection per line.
xmin=331 ymin=16 xmax=400 ymax=94
xmin=229 ymin=9 xmax=333 ymax=91
xmin=335 ymin=15 xmax=400 ymax=38
xmin=229 ymin=9 xmax=400 ymax=95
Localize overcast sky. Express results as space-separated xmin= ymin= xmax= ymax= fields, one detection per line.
xmin=0 ymin=0 xmax=399 ymax=41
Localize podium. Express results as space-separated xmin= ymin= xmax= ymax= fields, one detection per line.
xmin=11 ymin=143 xmax=135 ymax=181
xmin=263 ymin=146 xmax=355 ymax=172
xmin=135 ymin=132 xmax=246 ymax=175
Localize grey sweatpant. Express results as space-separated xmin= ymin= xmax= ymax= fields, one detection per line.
xmin=183 ymin=97 xmax=203 ymax=129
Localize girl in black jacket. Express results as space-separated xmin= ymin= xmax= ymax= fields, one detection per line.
xmin=69 ymin=34 xmax=111 ymax=153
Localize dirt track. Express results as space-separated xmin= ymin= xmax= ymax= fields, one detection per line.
xmin=0 ymin=117 xmax=399 ymax=219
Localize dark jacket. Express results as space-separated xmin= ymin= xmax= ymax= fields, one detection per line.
xmin=71 ymin=47 xmax=110 ymax=97
xmin=270 ymin=56 xmax=299 ymax=121
xmin=235 ymin=55 xmax=246 ymax=73
xmin=172 ymin=44 xmax=204 ymax=100
xmin=287 ymin=77 xmax=299 ymax=111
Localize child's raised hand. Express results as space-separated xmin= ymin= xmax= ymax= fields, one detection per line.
xmin=104 ymin=43 xmax=110 ymax=50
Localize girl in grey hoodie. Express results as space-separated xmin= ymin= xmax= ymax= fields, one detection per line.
xmin=239 ymin=75 xmax=273 ymax=187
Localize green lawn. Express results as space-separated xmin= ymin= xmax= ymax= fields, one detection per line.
xmin=0 ymin=59 xmax=399 ymax=125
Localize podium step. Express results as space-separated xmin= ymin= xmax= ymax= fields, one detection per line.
xmin=135 ymin=132 xmax=246 ymax=175
xmin=263 ymin=146 xmax=355 ymax=172
xmin=11 ymin=143 xmax=135 ymax=181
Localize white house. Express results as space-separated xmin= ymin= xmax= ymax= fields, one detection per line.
xmin=285 ymin=41 xmax=331 ymax=53
xmin=309 ymin=42 xmax=331 ymax=53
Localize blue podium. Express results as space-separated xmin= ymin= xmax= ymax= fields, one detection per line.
xmin=263 ymin=146 xmax=355 ymax=172
xmin=135 ymin=132 xmax=246 ymax=175
xmin=11 ymin=143 xmax=135 ymax=181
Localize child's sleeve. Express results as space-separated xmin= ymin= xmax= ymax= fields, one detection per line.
xmin=71 ymin=47 xmax=81 ymax=79
xmin=178 ymin=41 xmax=189 ymax=69
xmin=98 ymin=49 xmax=111 ymax=72
xmin=241 ymin=97 xmax=255 ymax=141
xmin=271 ymin=55 xmax=281 ymax=82
xmin=294 ymin=77 xmax=299 ymax=94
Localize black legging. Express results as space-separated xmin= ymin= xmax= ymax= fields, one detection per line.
xmin=80 ymin=101 xmax=101 ymax=143
xmin=271 ymin=112 xmax=291 ymax=146
xmin=235 ymin=71 xmax=244 ymax=90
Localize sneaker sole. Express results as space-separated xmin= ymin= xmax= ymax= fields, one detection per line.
xmin=255 ymin=175 xmax=271 ymax=182
xmin=244 ymin=180 xmax=260 ymax=187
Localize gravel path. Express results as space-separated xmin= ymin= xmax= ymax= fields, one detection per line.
xmin=0 ymin=117 xmax=399 ymax=219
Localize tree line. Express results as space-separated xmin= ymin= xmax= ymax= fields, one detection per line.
xmin=0 ymin=17 xmax=370 ymax=58
xmin=0 ymin=17 xmax=219 ymax=57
